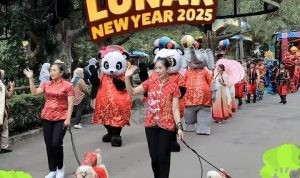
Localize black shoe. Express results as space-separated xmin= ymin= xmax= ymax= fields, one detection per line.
xmin=0 ymin=148 xmax=12 ymax=154
xmin=246 ymin=95 xmax=251 ymax=103
xmin=253 ymin=95 xmax=257 ymax=103
xmin=111 ymin=136 xmax=122 ymax=147
xmin=171 ymin=141 xmax=181 ymax=152
xmin=283 ymin=101 xmax=287 ymax=104
xmin=102 ymin=134 xmax=112 ymax=143
xmin=279 ymin=101 xmax=283 ymax=103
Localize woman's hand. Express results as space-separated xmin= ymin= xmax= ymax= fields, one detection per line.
xmin=23 ymin=68 xmax=34 ymax=79
xmin=64 ymin=119 xmax=71 ymax=127
xmin=219 ymin=78 xmax=226 ymax=86
xmin=125 ymin=65 xmax=138 ymax=78
xmin=177 ymin=129 xmax=184 ymax=140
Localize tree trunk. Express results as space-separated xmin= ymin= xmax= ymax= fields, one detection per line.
xmin=52 ymin=18 xmax=83 ymax=69
xmin=53 ymin=37 xmax=73 ymax=69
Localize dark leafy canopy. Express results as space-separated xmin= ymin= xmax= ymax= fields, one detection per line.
xmin=0 ymin=0 xmax=84 ymax=85
xmin=247 ymin=0 xmax=300 ymax=43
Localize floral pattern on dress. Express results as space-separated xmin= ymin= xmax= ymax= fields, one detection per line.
xmin=41 ymin=80 xmax=75 ymax=121
xmin=93 ymin=75 xmax=132 ymax=127
xmin=184 ymin=68 xmax=213 ymax=106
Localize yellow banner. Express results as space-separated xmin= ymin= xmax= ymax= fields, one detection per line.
xmin=84 ymin=0 xmax=218 ymax=43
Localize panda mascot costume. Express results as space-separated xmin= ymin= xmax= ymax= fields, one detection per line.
xmin=180 ymin=35 xmax=215 ymax=135
xmin=151 ymin=39 xmax=186 ymax=152
xmin=90 ymin=45 xmax=132 ymax=147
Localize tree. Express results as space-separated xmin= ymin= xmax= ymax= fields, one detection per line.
xmin=247 ymin=0 xmax=300 ymax=43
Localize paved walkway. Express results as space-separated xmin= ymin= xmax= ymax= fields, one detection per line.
xmin=1 ymin=92 xmax=300 ymax=178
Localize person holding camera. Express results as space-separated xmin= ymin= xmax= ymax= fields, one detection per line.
xmin=0 ymin=69 xmax=14 ymax=154
xmin=125 ymin=57 xmax=184 ymax=178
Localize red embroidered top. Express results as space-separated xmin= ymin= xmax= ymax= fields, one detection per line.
xmin=142 ymin=77 xmax=181 ymax=131
xmin=41 ymin=79 xmax=74 ymax=121
xmin=93 ymin=75 xmax=132 ymax=127
xmin=150 ymin=72 xmax=186 ymax=117
xmin=184 ymin=68 xmax=212 ymax=106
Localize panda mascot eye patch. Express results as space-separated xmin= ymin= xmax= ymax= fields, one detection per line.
xmin=104 ymin=61 xmax=109 ymax=69
xmin=116 ymin=62 xmax=122 ymax=70
xmin=169 ymin=58 xmax=177 ymax=67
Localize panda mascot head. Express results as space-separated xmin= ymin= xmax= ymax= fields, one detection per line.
xmin=153 ymin=40 xmax=185 ymax=74
xmin=98 ymin=45 xmax=129 ymax=76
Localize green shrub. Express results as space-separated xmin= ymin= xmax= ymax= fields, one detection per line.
xmin=8 ymin=94 xmax=44 ymax=136
xmin=0 ymin=170 xmax=32 ymax=178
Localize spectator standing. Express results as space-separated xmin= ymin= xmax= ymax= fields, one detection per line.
xmin=39 ymin=62 xmax=50 ymax=87
xmin=0 ymin=69 xmax=14 ymax=154
xmin=71 ymin=68 xmax=87 ymax=129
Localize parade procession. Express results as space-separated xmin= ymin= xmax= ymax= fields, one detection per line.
xmin=0 ymin=0 xmax=300 ymax=178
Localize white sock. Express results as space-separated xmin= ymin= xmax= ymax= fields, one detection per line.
xmin=56 ymin=166 xmax=65 ymax=178
xmin=45 ymin=171 xmax=56 ymax=178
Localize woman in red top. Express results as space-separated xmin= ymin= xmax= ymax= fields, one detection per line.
xmin=125 ymin=57 xmax=184 ymax=178
xmin=24 ymin=63 xmax=75 ymax=178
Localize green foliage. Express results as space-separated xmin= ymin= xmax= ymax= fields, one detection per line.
xmin=0 ymin=40 xmax=29 ymax=86
xmin=248 ymin=0 xmax=300 ymax=43
xmin=0 ymin=170 xmax=32 ymax=178
xmin=0 ymin=5 xmax=30 ymax=86
xmin=260 ymin=144 xmax=300 ymax=178
xmin=73 ymin=36 xmax=99 ymax=62
xmin=8 ymin=94 xmax=44 ymax=135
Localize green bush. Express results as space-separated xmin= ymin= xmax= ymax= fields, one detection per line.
xmin=8 ymin=94 xmax=44 ymax=136
xmin=0 ymin=170 xmax=32 ymax=178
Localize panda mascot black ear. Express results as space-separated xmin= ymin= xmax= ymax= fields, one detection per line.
xmin=152 ymin=47 xmax=160 ymax=55
xmin=176 ymin=48 xmax=185 ymax=55
xmin=122 ymin=51 xmax=129 ymax=60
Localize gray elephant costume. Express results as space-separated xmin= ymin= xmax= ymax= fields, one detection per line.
xmin=182 ymin=45 xmax=215 ymax=135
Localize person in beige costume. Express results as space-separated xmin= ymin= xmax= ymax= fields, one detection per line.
xmin=0 ymin=69 xmax=15 ymax=153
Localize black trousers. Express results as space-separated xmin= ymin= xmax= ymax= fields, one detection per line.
xmin=145 ymin=127 xmax=173 ymax=178
xmin=271 ymin=82 xmax=277 ymax=94
xmin=74 ymin=101 xmax=84 ymax=125
xmin=236 ymin=97 xmax=243 ymax=107
xmin=42 ymin=120 xmax=67 ymax=171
